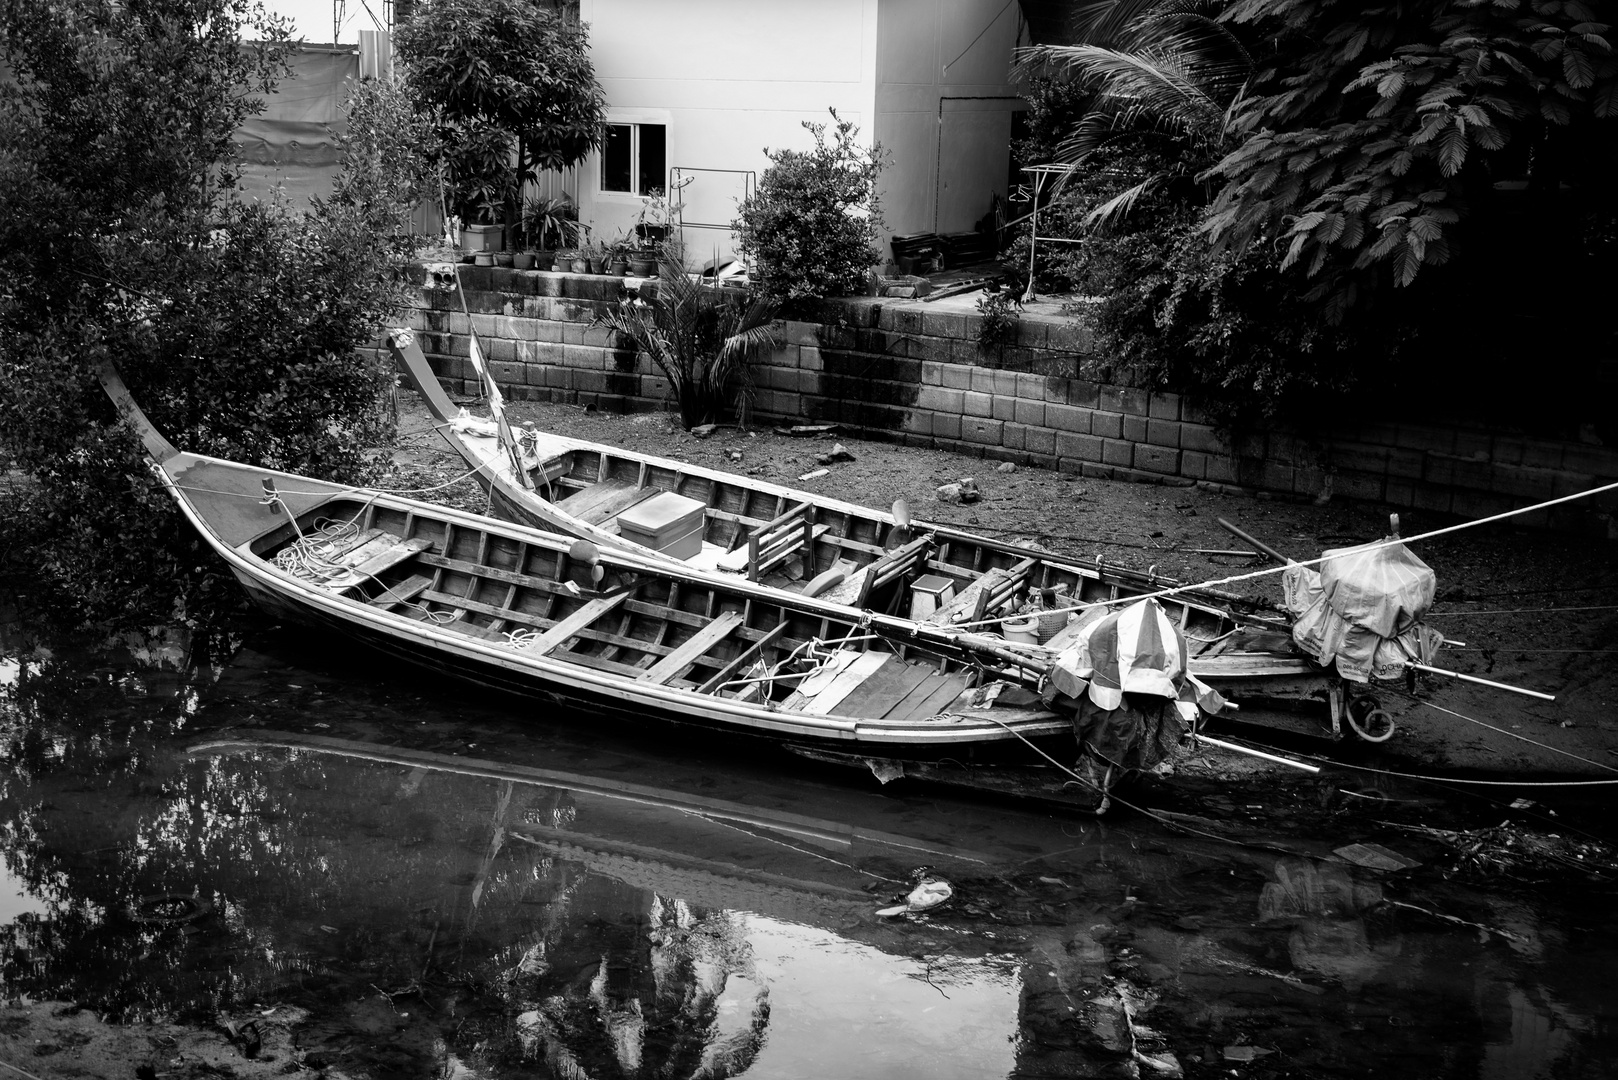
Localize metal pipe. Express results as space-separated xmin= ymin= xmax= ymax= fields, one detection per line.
xmin=1406 ymin=663 xmax=1556 ymax=702
xmin=1195 ymin=733 xmax=1322 ymax=773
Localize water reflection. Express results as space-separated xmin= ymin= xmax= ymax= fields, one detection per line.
xmin=2 ymin=611 xmax=1617 ymax=1078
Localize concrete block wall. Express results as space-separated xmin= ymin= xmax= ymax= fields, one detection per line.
xmin=402 ymin=266 xmax=1618 ymax=535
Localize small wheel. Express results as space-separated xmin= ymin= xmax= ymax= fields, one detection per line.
xmin=1348 ymin=706 xmax=1396 ymax=743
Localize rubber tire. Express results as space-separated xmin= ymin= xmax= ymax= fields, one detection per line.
xmin=1348 ymin=706 xmax=1396 ymax=743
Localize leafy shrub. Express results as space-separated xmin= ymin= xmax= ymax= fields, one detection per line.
xmin=0 ymin=0 xmax=411 ymax=627
xmin=733 ymin=110 xmax=886 ymax=306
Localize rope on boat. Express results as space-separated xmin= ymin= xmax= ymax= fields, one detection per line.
xmin=946 ymin=477 xmax=1618 ymax=634
xmin=1213 ymin=733 xmax=1618 ymax=789
xmin=1395 ymin=693 xmax=1618 ymax=775
xmin=272 ymin=517 xmax=365 ymax=582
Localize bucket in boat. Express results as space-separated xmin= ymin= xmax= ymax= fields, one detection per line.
xmin=1003 ymin=615 xmax=1040 ymax=645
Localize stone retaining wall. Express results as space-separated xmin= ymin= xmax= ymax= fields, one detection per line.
xmin=401 ymin=266 xmax=1618 ymax=536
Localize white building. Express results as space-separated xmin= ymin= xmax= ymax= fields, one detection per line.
xmin=572 ymin=0 xmax=1026 ymax=264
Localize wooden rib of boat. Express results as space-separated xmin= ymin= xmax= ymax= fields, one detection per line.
xmin=388 ymin=330 xmax=1324 ymax=696
xmin=100 ymin=364 xmax=1115 ymax=808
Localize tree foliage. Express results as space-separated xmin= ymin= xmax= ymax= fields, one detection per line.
xmin=1012 ymin=0 xmax=1615 ymax=429
xmin=1204 ymin=0 xmax=1617 ymax=306
xmin=0 ymin=0 xmax=412 ymax=625
xmin=732 ymin=111 xmax=886 ymax=306
xmin=395 ymin=0 xmax=607 ymax=228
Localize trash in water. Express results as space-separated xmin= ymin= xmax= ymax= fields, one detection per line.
xmin=876 ymin=873 xmax=954 ymax=917
xmin=1333 ymin=842 xmax=1421 ymax=871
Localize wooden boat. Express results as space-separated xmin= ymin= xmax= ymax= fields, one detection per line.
xmin=388 ymin=329 xmax=1339 ymax=716
xmin=101 ymin=364 xmax=1147 ymax=809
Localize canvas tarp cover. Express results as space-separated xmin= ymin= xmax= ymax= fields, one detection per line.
xmin=232 ymin=48 xmax=354 ymax=203
xmin=1282 ymin=542 xmax=1444 ymax=682
xmin=1045 ymin=599 xmax=1228 ymax=773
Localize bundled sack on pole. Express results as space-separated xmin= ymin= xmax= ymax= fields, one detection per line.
xmin=1044 ymin=598 xmax=1228 ymax=774
xmin=1281 ymin=542 xmax=1444 ymax=683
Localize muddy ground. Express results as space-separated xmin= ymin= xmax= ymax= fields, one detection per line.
xmin=391 ymin=391 xmax=1618 ymax=780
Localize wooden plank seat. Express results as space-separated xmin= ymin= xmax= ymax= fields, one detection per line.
xmin=370 ymin=573 xmax=434 ymax=610
xmin=636 ymin=610 xmax=745 ymax=684
xmin=323 ymin=535 xmax=434 ymax=591
xmin=555 ymin=480 xmax=662 ymax=525
xmin=516 ymin=592 xmax=633 ymax=656
xmin=698 ymin=622 xmax=790 ymax=695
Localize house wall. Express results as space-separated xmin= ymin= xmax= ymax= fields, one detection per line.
xmin=394 ymin=267 xmax=1618 ymax=537
xmin=873 ymin=0 xmax=1025 ymax=246
xmin=576 ymin=0 xmax=880 ymax=261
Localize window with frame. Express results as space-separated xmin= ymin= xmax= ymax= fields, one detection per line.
xmin=601 ymin=123 xmax=667 ymax=196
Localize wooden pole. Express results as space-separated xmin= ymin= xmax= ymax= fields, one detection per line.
xmin=1216 ymin=518 xmax=1294 ymax=565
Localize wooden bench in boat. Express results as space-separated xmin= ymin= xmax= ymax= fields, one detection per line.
xmin=514 ymin=592 xmax=633 ymax=655
xmin=635 ymin=610 xmax=745 ymax=684
xmin=555 ymin=480 xmax=662 ymax=526
xmin=325 ymin=536 xmax=434 ymax=592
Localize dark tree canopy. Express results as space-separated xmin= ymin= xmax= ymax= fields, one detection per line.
xmin=1205 ymin=0 xmax=1618 ymax=307
xmin=1 ymin=0 xmax=415 ymax=625
xmin=1011 ymin=0 xmax=1616 ymax=429
xmin=395 ymin=0 xmax=607 ymax=227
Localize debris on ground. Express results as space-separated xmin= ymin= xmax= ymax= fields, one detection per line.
xmin=936 ymin=477 xmax=981 ymax=504
xmin=876 ymin=871 xmax=954 ymax=917
xmin=1386 ymin=821 xmax=1618 ymax=882
xmin=817 ymin=443 xmax=856 ymax=465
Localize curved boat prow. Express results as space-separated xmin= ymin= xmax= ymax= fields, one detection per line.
xmin=97 ymin=361 xmax=181 ymax=464
xmin=386 ymin=329 xmax=461 ymax=426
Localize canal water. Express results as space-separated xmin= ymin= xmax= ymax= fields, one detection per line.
xmin=2 ymin=605 xmax=1615 ymax=1079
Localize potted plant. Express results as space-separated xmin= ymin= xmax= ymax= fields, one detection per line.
xmin=521 ymin=194 xmax=581 ymax=271
xmin=587 ymin=239 xmax=611 ymax=275
xmin=607 ymin=235 xmax=629 ymax=276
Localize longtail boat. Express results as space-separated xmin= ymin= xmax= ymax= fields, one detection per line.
xmin=387 ymin=329 xmax=1353 ymax=723
xmin=104 ymin=363 xmax=1255 ymax=811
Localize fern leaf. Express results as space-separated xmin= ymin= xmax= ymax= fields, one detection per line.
xmin=1339 ymin=214 xmax=1364 ymax=248
xmin=1394 ymin=241 xmax=1422 ymax=286
xmin=1564 ymin=46 xmax=1597 ymax=88
xmin=1437 ymin=123 xmax=1468 ymax=175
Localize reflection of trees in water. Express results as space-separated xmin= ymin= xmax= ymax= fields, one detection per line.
xmin=517 ymin=896 xmax=769 ymax=1080
xmin=0 ymin=647 xmax=775 ymax=1078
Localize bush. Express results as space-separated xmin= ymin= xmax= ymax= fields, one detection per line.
xmin=733 ymin=110 xmax=885 ymax=306
xmin=0 ymin=1 xmax=411 ymax=627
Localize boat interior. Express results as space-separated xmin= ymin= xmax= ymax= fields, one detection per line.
xmin=462 ymin=427 xmax=1294 ymax=662
xmin=246 ymin=490 xmax=1062 ymax=729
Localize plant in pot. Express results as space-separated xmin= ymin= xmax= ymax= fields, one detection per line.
xmin=521 ymin=193 xmax=581 ymax=271
xmin=607 ymin=233 xmax=630 ymax=276
xmin=587 ymin=239 xmax=612 ymax=275
xmin=629 ymin=189 xmax=681 ymax=275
